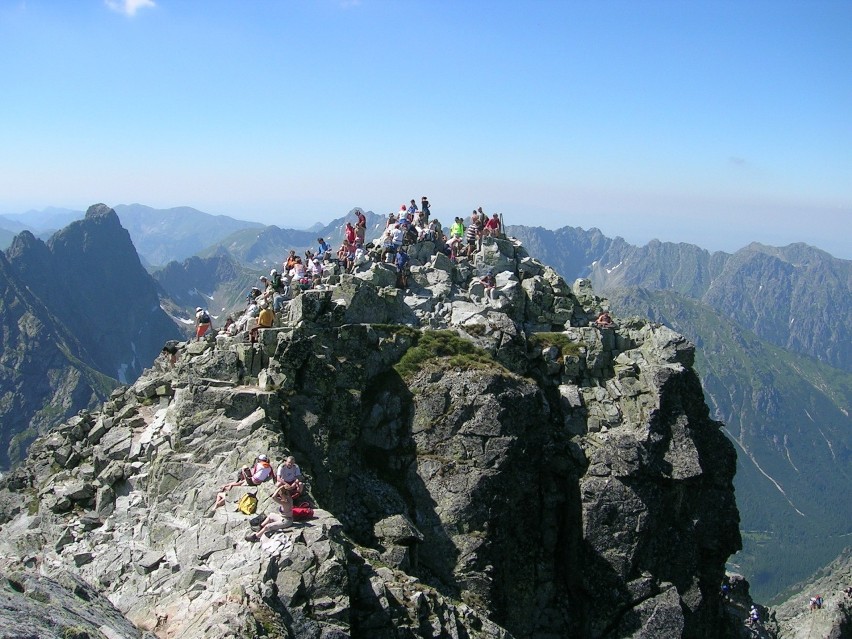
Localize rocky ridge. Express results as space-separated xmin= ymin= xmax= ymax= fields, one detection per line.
xmin=0 ymin=235 xmax=744 ymax=638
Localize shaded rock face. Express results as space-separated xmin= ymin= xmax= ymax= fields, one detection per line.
xmin=0 ymin=250 xmax=112 ymax=469
xmin=0 ymin=237 xmax=741 ymax=638
xmin=6 ymin=203 xmax=181 ymax=385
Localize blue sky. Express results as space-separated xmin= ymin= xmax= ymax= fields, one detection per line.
xmin=1 ymin=0 xmax=850 ymax=257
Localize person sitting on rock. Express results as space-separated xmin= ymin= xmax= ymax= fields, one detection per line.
xmin=220 ymin=454 xmax=273 ymax=492
xmin=284 ymin=250 xmax=298 ymax=273
xmin=308 ymin=257 xmax=324 ymax=285
xmin=161 ymin=340 xmax=180 ymax=366
xmin=483 ymin=213 xmax=501 ymax=238
xmin=480 ymin=270 xmax=497 ymax=300
xmin=269 ymin=269 xmax=289 ymax=309
xmin=338 ymin=239 xmax=356 ymax=272
xmin=271 ymin=482 xmax=295 ymax=517
xmin=275 ymin=456 xmax=304 ymax=501
xmin=316 ymin=237 xmax=331 ymax=260
xmin=252 ymin=301 xmax=274 ymax=342
xmin=380 ymin=226 xmax=397 ymax=263
xmin=593 ymin=311 xmax=615 ymax=329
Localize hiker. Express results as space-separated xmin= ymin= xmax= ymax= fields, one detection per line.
xmin=345 ymin=222 xmax=357 ymax=246
xmin=380 ymin=226 xmax=397 ymax=263
xmin=354 ymin=210 xmax=367 ymax=247
xmin=269 ymin=269 xmax=289 ymax=309
xmin=593 ymin=311 xmax=615 ymax=329
xmin=421 ymin=196 xmax=430 ymax=221
xmin=256 ymin=300 xmax=274 ymax=330
xmin=483 ymin=213 xmax=501 ymax=238
xmin=245 ymin=507 xmax=292 ymax=542
xmin=448 ymin=217 xmax=465 ymax=258
xmin=220 ymin=454 xmax=273 ymax=492
xmin=338 ymin=239 xmax=356 ymax=272
xmin=747 ymin=605 xmax=760 ymax=626
xmin=221 ymin=315 xmax=237 ymax=336
xmin=316 ymin=237 xmax=331 ymax=260
xmin=283 ymin=250 xmax=298 ymax=273
xmin=395 ymin=246 xmax=410 ymax=289
xmin=464 ymin=216 xmax=480 ymax=257
xmin=275 ymin=456 xmax=304 ymax=500
xmin=161 ymin=340 xmax=180 ymax=366
xmin=271 ymin=482 xmax=295 ymax=516
xmin=480 ymin=270 xmax=497 ymax=300
xmin=195 ymin=307 xmax=213 ymax=341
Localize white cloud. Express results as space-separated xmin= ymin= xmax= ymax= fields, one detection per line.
xmin=105 ymin=0 xmax=156 ymax=17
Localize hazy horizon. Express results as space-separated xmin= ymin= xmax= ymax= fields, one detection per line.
xmin=2 ymin=200 xmax=850 ymax=261
xmin=2 ymin=1 xmax=850 ymax=258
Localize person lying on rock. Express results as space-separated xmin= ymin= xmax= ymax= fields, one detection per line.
xmin=220 ymin=454 xmax=273 ymax=492
xmin=275 ymin=456 xmax=304 ymax=501
xmin=245 ymin=510 xmax=293 ymax=542
xmin=593 ymin=311 xmax=615 ymax=329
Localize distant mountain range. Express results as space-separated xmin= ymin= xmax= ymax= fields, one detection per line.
xmin=0 ymin=203 xmax=847 ymax=604
xmin=507 ymin=225 xmax=851 ymax=602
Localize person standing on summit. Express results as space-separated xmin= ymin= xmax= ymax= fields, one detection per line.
xmin=195 ymin=307 xmax=213 ymax=341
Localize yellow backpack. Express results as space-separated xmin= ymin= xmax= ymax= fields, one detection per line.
xmin=237 ymin=492 xmax=258 ymax=515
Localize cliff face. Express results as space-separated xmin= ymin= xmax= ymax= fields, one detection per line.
xmin=0 ymin=236 xmax=741 ymax=638
xmin=0 ymin=250 xmax=113 ymax=469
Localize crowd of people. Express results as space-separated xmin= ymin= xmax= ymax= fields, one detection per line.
xmin=188 ymin=199 xmax=506 ymax=344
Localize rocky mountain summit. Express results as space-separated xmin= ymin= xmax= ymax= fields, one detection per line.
xmin=0 ymin=235 xmax=747 ymax=638
xmin=0 ymin=204 xmax=182 ymax=470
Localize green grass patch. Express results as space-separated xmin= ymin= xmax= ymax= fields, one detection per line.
xmin=527 ymin=332 xmax=582 ymax=359
xmin=394 ymin=330 xmax=504 ymax=378
xmin=462 ymin=324 xmax=487 ymax=337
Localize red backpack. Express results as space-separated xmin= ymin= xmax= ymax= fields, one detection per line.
xmin=292 ymin=502 xmax=315 ymax=520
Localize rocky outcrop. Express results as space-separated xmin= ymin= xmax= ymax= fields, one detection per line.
xmin=772 ymin=549 xmax=852 ymax=639
xmin=0 ymin=236 xmax=742 ymax=638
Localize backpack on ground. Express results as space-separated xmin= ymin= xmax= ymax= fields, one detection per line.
xmin=292 ymin=502 xmax=315 ymax=520
xmin=237 ymin=492 xmax=258 ymax=515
